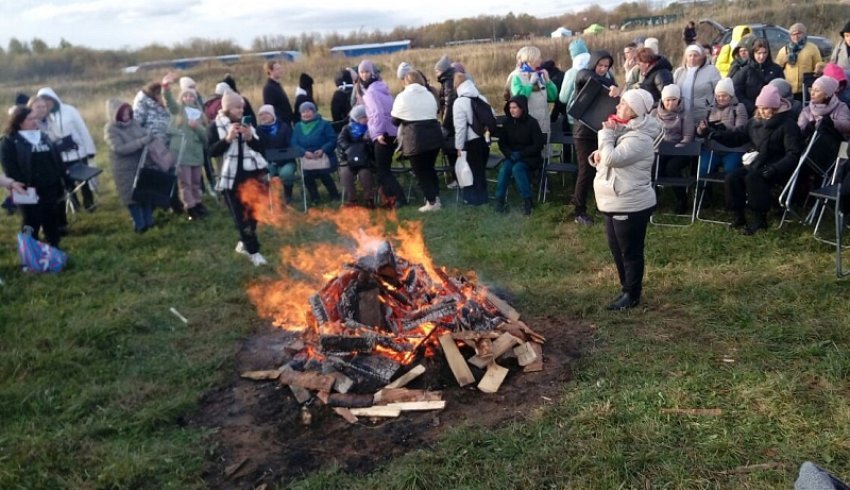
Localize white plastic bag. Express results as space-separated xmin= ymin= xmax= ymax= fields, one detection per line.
xmin=455 ymin=151 xmax=474 ymax=188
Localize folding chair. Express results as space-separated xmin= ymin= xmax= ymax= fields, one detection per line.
xmin=64 ymin=162 xmax=102 ymax=216
xmin=538 ymin=129 xmax=577 ymax=203
xmin=778 ymin=126 xmax=836 ymax=228
xmin=391 ymin=154 xmax=416 ymax=202
xmin=696 ymin=140 xmax=751 ymax=225
xmin=650 ymin=140 xmax=702 ymax=227
xmin=264 ymin=147 xmax=305 ymax=212
xmin=808 ymin=142 xmax=850 ymax=277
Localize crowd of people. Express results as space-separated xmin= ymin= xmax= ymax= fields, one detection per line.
xmin=4 ymin=18 xmax=850 ymax=309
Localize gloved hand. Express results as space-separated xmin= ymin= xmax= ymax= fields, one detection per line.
xmin=760 ymin=165 xmax=776 ymax=180
xmin=819 ymin=116 xmax=835 ymax=129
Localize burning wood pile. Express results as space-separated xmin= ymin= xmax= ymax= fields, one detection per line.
xmin=242 ymin=240 xmax=545 ymax=423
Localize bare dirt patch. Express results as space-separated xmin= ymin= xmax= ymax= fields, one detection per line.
xmin=190 ymin=315 xmax=593 ymax=489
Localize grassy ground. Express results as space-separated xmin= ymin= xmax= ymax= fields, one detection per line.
xmin=1 ymin=163 xmax=849 ymax=488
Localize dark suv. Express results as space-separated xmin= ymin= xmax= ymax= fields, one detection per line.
xmin=700 ymin=19 xmax=833 ymax=59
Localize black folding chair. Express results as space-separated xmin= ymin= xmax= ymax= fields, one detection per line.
xmin=778 ymin=126 xmax=836 ymax=228
xmin=808 ymin=142 xmax=850 ymax=277
xmin=650 ymin=141 xmax=702 ymax=227
xmin=65 ymin=163 xmax=102 ymax=216
xmin=538 ymin=130 xmax=577 ymax=203
xmin=696 ymin=140 xmax=751 ymax=225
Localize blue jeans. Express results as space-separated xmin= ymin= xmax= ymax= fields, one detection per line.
xmin=698 ymin=149 xmax=743 ymax=176
xmin=495 ymin=158 xmax=532 ymax=199
xmin=268 ymin=161 xmax=297 ymax=185
xmin=128 ymin=204 xmax=153 ymax=231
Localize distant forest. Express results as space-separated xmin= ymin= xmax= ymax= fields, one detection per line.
xmin=0 ymin=1 xmax=680 ymax=83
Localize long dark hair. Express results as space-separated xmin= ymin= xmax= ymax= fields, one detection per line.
xmin=3 ymin=106 xmax=31 ymax=135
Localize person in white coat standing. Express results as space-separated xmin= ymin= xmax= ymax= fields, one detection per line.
xmin=590 ymin=89 xmax=661 ymax=310
xmin=453 ymin=73 xmax=491 ymax=206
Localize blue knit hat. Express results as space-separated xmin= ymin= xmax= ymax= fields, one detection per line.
xmin=569 ymin=38 xmax=588 ymax=58
xmin=298 ymin=101 xmax=316 ymax=113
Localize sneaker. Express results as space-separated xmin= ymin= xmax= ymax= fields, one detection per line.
xmin=418 ymin=197 xmax=442 ymax=212
xmin=249 ymin=252 xmax=268 ymax=266
xmin=447 ymin=181 xmax=459 ymax=189
xmin=574 ymin=213 xmax=594 ymax=226
xmin=234 ymin=241 xmax=249 ymax=255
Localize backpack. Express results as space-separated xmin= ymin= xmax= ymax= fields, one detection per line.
xmin=463 ymin=96 xmax=498 ymax=136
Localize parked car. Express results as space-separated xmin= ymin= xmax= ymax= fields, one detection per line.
xmin=699 ymin=19 xmax=833 ymax=60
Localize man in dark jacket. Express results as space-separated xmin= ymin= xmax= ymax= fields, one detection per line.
xmin=262 ymin=61 xmax=293 ymax=125
xmin=494 ymin=95 xmax=544 ymax=215
xmin=331 ymin=69 xmax=354 ymax=132
xmin=683 ymin=21 xmax=697 ymax=46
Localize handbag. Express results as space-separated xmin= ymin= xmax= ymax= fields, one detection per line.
xmin=17 ymin=230 xmax=67 ymax=273
xmin=454 ymin=150 xmax=474 ymax=188
xmin=301 ymin=153 xmax=331 ymax=171
xmin=146 ymin=137 xmax=176 ymax=171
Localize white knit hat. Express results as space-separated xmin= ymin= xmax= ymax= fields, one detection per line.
xmin=621 ymin=89 xmax=654 ymax=117
xmin=715 ymin=78 xmax=735 ymax=97
xmin=214 ymin=82 xmax=232 ymax=96
xmin=644 ymin=38 xmax=660 ymax=55
xmin=661 ymin=84 xmax=681 ymax=100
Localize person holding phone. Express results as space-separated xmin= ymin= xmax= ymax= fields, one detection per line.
xmin=164 ymin=83 xmax=208 ymax=220
xmin=208 ymin=91 xmax=269 ymax=266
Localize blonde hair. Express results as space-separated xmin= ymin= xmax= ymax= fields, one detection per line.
xmin=453 ymin=72 xmax=467 ymax=89
xmin=404 ymin=71 xmax=426 ymax=86
xmin=516 ymin=46 xmax=542 ymax=65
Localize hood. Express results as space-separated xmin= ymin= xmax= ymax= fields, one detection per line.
xmin=36 ymin=87 xmax=62 ymax=112
xmin=105 ymin=98 xmax=131 ymax=123
xmin=588 ymin=50 xmax=614 ymax=73
xmin=648 ymin=56 xmax=673 ymax=74
xmin=573 ymin=52 xmax=591 ymax=70
xmin=731 ymin=25 xmax=752 ymax=44
xmin=456 ymin=79 xmax=480 ymax=98
xmin=335 ymin=69 xmax=353 ymax=87
xmin=504 ymin=95 xmax=530 ymax=121
xmin=299 ymin=73 xmax=314 ymax=89
xmin=569 ymin=38 xmax=588 ymax=58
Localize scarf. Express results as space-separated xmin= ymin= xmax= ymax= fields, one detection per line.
xmin=787 ymin=36 xmax=807 ymax=66
xmin=214 ymin=114 xmax=267 ymax=191
xmin=682 ymin=66 xmax=698 ymax=110
xmin=349 ymin=121 xmax=367 ymax=139
xmin=259 ymin=122 xmax=279 ymax=137
xmin=299 ymin=118 xmax=320 ymax=136
xmin=808 ymin=96 xmax=840 ymax=120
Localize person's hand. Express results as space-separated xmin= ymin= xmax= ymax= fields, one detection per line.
xmin=187 ymin=119 xmax=199 ymax=129
xmin=304 ymin=151 xmax=315 ymax=159
xmin=601 ymin=119 xmax=617 ymax=130
xmin=145 ymin=133 xmax=154 ymax=144
xmin=161 ymin=71 xmax=178 ymax=86
xmin=760 ymin=165 xmax=776 ymax=180
xmin=9 ymin=180 xmax=25 ymax=194
xmin=539 ymin=69 xmax=550 ymax=82
xmin=590 ymin=151 xmax=601 ymax=166
xmin=377 ymin=135 xmax=387 ymax=145
xmin=457 ymin=149 xmax=462 ymax=157
xmin=239 ymin=124 xmax=253 ymax=140
xmin=608 ymin=85 xmax=621 ymax=98
xmin=226 ymin=123 xmax=241 ymax=142
xmin=696 ymin=120 xmax=708 ymax=136
xmin=314 ymin=149 xmax=324 ymax=157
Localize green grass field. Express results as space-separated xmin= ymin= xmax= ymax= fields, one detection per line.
xmin=2 ymin=161 xmax=850 ymax=489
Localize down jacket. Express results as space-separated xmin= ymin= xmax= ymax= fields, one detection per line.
xmin=638 ymin=57 xmax=674 ymax=105
xmin=391 ymin=82 xmax=443 ymax=157
xmin=573 ymin=51 xmax=617 ymax=140
xmin=453 ymin=79 xmax=491 ymax=150
xmin=653 ymin=100 xmax=695 ymax=144
xmin=104 ymin=98 xmax=150 ymax=206
xmin=775 ymin=41 xmax=822 ymax=95
xmin=36 ymin=87 xmax=97 ymax=163
xmin=673 ymin=61 xmax=721 ymax=124
xmin=593 ymin=115 xmax=662 ymax=213
xmin=362 ymin=80 xmax=398 ymax=141
xmin=797 ymin=96 xmax=850 ymax=140
xmin=132 ymin=89 xmax=171 ymax=141
xmin=496 ymin=95 xmax=545 ymax=168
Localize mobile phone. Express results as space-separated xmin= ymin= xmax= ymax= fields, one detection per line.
xmin=241 ymin=115 xmax=252 ymax=126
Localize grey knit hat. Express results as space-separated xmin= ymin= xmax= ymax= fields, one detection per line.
xmin=349 ymin=105 xmax=367 ymax=121
xmin=435 ymin=55 xmax=452 ymax=74
xmin=397 ymin=62 xmax=412 ymax=80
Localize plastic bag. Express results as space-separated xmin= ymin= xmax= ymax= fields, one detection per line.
xmin=17 ymin=230 xmax=67 ymax=273
xmin=455 ymin=151 xmax=474 ymax=188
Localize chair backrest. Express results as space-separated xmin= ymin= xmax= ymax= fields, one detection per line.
xmin=655 ymin=141 xmax=701 ymax=158
xmin=829 ymin=141 xmax=849 ymax=185
xmin=549 ymin=131 xmax=573 ymax=146
xmin=265 ymin=147 xmax=300 ymax=162
xmin=704 ymin=140 xmax=751 ymax=154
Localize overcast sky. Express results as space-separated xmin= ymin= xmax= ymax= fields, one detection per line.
xmin=0 ymin=0 xmax=627 ymax=51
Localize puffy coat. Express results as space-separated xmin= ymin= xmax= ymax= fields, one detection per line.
xmin=706 ymin=101 xmax=748 ymax=131
xmin=104 ymin=99 xmax=150 ymax=206
xmin=674 ymin=61 xmax=721 ymax=124
xmin=729 ymin=60 xmax=766 ymax=115
xmin=453 ymin=79 xmax=491 ymax=150
xmin=711 ymin=104 xmax=802 ymax=176
xmin=291 ymin=116 xmax=338 ymax=172
xmin=797 ymin=95 xmax=850 ymax=140
xmin=653 ymin=101 xmax=695 ymax=144
xmin=715 ymin=25 xmax=753 ymax=77
xmin=573 ymin=51 xmax=617 ymax=140
xmin=362 ymin=80 xmax=397 ymax=141
xmin=497 ymin=95 xmax=545 ymax=168
xmin=36 ymin=87 xmax=97 ymax=163
xmin=593 ymin=115 xmax=662 ymax=213
xmin=132 ymin=89 xmax=170 ymax=140
xmin=638 ymin=57 xmax=674 ymax=104
xmin=775 ymin=41 xmax=823 ymax=94
xmin=391 ymin=82 xmax=443 ymax=156
xmin=337 ymin=122 xmax=373 ymax=169
xmin=164 ymin=89 xmax=206 ymax=167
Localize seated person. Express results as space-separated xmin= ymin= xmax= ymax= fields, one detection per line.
xmin=652 ymin=84 xmax=695 ymax=213
xmin=291 ymin=102 xmax=340 ymax=205
xmin=696 ymin=78 xmax=750 ymax=176
xmin=257 ymin=104 xmax=296 ymax=205
xmin=336 ymin=105 xmax=375 ymax=207
xmin=494 ymin=95 xmax=544 ymax=215
xmin=797 ymin=75 xmax=850 ymax=178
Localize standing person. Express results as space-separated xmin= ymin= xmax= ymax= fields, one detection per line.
xmin=775 ymin=23 xmax=823 ymax=101
xmin=509 ymin=46 xmax=557 ymax=136
xmin=208 ymin=92 xmax=269 ymax=266
xmin=623 ymin=42 xmax=641 ymax=87
xmin=164 ymin=84 xmax=208 ymax=220
xmin=104 ymin=99 xmax=156 ymax=233
xmin=179 ymin=77 xmax=204 ymax=106
xmin=2 ymin=106 xmax=66 ymax=248
xmin=541 ymin=60 xmax=565 ymax=123
xmin=715 ymin=26 xmax=752 ymax=77
xmin=360 ymin=60 xmax=405 ymax=208
xmin=624 ymin=48 xmax=674 ymax=106
xmin=262 ymin=60 xmax=294 ymax=125
xmin=753 ymin=39 xmax=784 ymax=89
xmin=293 ymin=73 xmax=315 ymax=124
xmin=683 ymin=21 xmax=697 ymax=46
xmin=291 ymin=101 xmax=340 ymax=205
xmin=673 ymin=44 xmax=721 ymax=125
xmin=558 ymin=38 xmax=591 ymax=132
xmin=391 ymin=71 xmax=444 ymax=212
xmin=435 ymin=55 xmax=459 ymax=185
xmin=220 ymin=74 xmax=256 ymax=124
xmin=453 ymin=73 xmax=491 ymax=206
xmin=331 ymin=69 xmax=355 ymax=132
xmin=337 ymin=105 xmax=375 ymax=208
xmin=571 ymin=50 xmax=617 ymax=225
xmin=829 ymin=21 xmax=850 ymax=72
xmin=590 ymin=89 xmax=659 ymax=310
xmin=494 ymin=95 xmax=545 ymax=215
xmin=256 ymin=104 xmax=296 ymax=205
xmin=36 ymin=87 xmax=97 ymax=212
xmin=729 ymin=36 xmax=766 ymax=115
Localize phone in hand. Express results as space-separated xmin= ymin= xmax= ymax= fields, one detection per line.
xmin=241 ymin=115 xmax=252 ymax=126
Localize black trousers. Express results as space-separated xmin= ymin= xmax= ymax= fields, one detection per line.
xmin=303 ymin=172 xmax=340 ymax=203
xmin=374 ymin=136 xmax=406 ymax=205
xmin=725 ymin=165 xmax=789 ymax=213
xmin=603 ymin=206 xmax=654 ymax=299
xmin=573 ymin=137 xmax=598 ymax=214
xmin=21 ymin=184 xmax=63 ymax=247
xmin=222 ymin=182 xmax=260 ymax=255
xmin=409 ymin=149 xmax=440 ymax=203
xmin=462 ymin=137 xmax=489 ymax=205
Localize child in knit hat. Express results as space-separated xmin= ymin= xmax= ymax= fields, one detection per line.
xmin=654 ymin=83 xmax=694 ymax=214
xmin=336 ymin=105 xmax=374 ymax=208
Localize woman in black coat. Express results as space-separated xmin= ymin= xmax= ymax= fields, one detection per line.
xmin=494 ymin=95 xmax=544 ymax=215
xmin=0 ymin=106 xmax=66 ymax=247
xmin=633 ymin=48 xmax=674 ymax=105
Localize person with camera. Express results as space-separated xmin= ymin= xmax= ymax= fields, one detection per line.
xmin=1 ymin=106 xmax=67 ymax=248
xmin=164 ymin=82 xmax=208 ymax=220
xmin=208 ymin=91 xmax=268 ymax=266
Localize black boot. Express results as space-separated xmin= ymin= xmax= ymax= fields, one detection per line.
xmin=494 ymin=198 xmax=506 ymax=214
xmin=196 ymin=202 xmax=209 ymax=217
xmin=187 ymin=206 xmax=198 ymax=221
xmin=522 ymin=198 xmax=533 ymax=216
xmin=730 ymin=209 xmax=746 ymax=229
xmin=283 ymin=184 xmax=293 ymax=205
xmin=743 ymin=212 xmax=768 ymax=235
xmin=607 ymin=292 xmax=640 ymax=310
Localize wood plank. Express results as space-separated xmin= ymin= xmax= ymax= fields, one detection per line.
xmin=485 ymin=291 xmax=520 ymax=321
xmin=329 ymin=371 xmax=354 ymax=394
xmin=477 ymin=363 xmax=509 ymax=393
xmin=289 ymin=385 xmax=312 ymax=404
xmin=374 ymin=388 xmax=443 ymax=404
xmin=328 ymin=393 xmax=374 ymax=408
xmin=386 ymin=400 xmax=447 ymax=411
xmin=240 ymin=370 xmax=282 ymax=381
xmin=333 ymin=407 xmax=359 ymax=424
xmin=468 ymin=332 xmax=522 ymax=369
xmin=523 ymin=342 xmax=544 ymax=372
xmin=475 ymin=338 xmax=494 ymax=361
xmin=438 ymin=332 xmax=475 ymax=387
xmin=349 ymin=406 xmax=402 ymax=418
xmin=514 ymin=342 xmax=538 ymax=367
xmin=514 ymin=320 xmax=546 ymax=343
xmin=383 ymin=364 xmax=426 ymax=390
xmin=279 ymin=367 xmax=335 ymax=392
xmin=451 ymin=331 xmax=501 ymax=341
xmin=316 ymin=390 xmax=330 ymax=405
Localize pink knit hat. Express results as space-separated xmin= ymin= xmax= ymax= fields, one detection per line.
xmin=755 ymin=85 xmax=781 ymax=109
xmin=823 ymin=63 xmax=848 ymax=84
xmin=813 ymin=75 xmax=839 ymax=98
